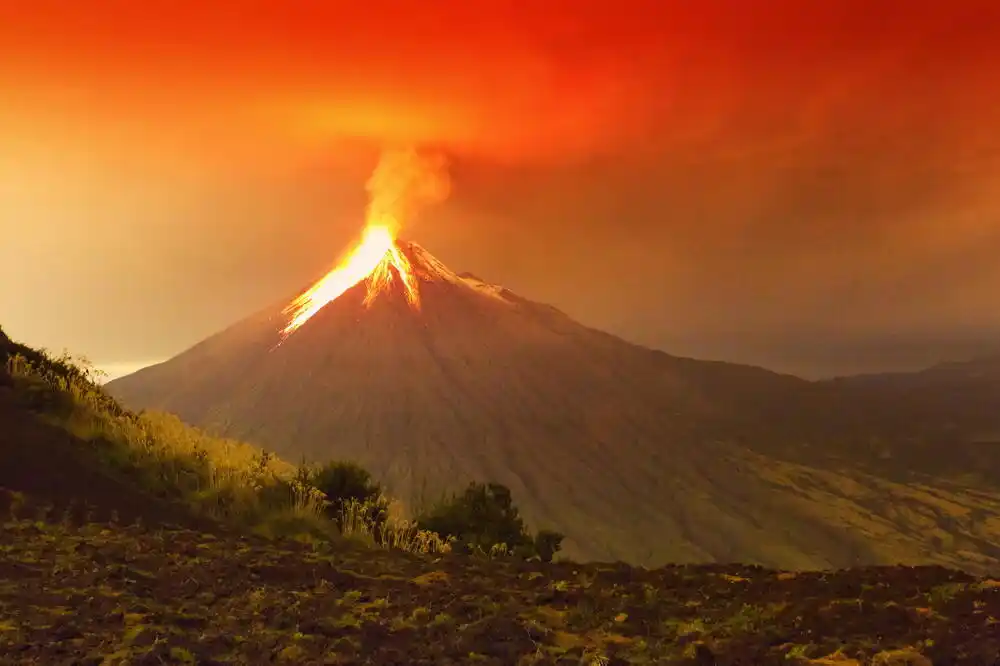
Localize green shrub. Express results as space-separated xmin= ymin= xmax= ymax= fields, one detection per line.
xmin=416 ymin=482 xmax=564 ymax=561
xmin=534 ymin=529 xmax=565 ymax=563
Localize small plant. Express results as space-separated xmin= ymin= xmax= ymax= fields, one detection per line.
xmin=926 ymin=582 xmax=966 ymax=606
xmin=2 ymin=490 xmax=25 ymax=520
xmin=785 ymin=643 xmax=813 ymax=659
xmin=534 ymin=529 xmax=565 ymax=563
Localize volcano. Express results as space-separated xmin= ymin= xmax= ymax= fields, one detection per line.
xmin=108 ymin=239 xmax=1000 ymax=571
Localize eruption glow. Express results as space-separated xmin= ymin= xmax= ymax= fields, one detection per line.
xmin=280 ymin=148 xmax=449 ymax=339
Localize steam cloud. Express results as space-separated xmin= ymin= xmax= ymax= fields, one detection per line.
xmin=364 ymin=147 xmax=451 ymax=234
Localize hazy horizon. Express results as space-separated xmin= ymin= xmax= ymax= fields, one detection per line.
xmin=5 ymin=305 xmax=996 ymax=385
xmin=94 ymin=360 xmax=163 ymax=384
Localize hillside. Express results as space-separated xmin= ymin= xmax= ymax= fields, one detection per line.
xmin=0 ymin=328 xmax=209 ymax=529
xmin=0 ymin=394 xmax=209 ymax=530
xmin=0 ymin=327 xmax=336 ymax=542
xmin=106 ymin=241 xmax=1000 ymax=571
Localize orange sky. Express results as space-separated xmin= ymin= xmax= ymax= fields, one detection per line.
xmin=3 ymin=0 xmax=1000 ymax=377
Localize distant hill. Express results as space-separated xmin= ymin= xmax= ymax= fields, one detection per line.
xmin=819 ymin=356 xmax=1000 ymax=482
xmin=106 ymin=241 xmax=1000 ymax=571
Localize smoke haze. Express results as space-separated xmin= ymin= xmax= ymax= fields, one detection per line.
xmin=2 ymin=0 xmax=999 ymax=377
xmin=364 ymin=148 xmax=451 ymax=235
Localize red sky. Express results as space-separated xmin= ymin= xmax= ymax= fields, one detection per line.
xmin=3 ymin=0 xmax=1000 ymax=377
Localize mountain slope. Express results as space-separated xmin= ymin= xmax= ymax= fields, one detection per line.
xmin=107 ymin=242 xmax=1000 ymax=571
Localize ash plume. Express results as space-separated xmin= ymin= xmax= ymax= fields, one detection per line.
xmin=364 ymin=147 xmax=451 ymax=234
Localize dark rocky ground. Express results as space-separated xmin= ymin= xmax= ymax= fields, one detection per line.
xmin=1 ymin=514 xmax=998 ymax=665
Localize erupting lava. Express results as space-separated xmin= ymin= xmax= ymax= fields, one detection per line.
xmin=280 ymin=148 xmax=450 ymax=340
xmin=280 ymin=224 xmax=418 ymax=338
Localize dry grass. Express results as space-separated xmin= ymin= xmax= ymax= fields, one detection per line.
xmin=5 ymin=351 xmax=447 ymax=554
xmin=339 ymin=498 xmax=451 ymax=553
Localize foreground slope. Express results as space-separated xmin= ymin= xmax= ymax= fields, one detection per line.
xmin=0 ymin=326 xmax=333 ymax=543
xmin=0 ymin=328 xmax=212 ymax=529
xmin=3 ymin=519 xmax=999 ymax=665
xmin=108 ymin=242 xmax=1000 ymax=570
xmin=0 ymin=392 xmax=213 ymax=530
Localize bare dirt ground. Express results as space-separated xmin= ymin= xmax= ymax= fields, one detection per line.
xmin=1 ymin=518 xmax=998 ymax=665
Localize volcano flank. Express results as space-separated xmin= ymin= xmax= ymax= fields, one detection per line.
xmin=108 ymin=241 xmax=1000 ymax=571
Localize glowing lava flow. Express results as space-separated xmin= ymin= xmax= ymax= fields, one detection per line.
xmin=280 ymin=224 xmax=420 ymax=339
xmin=279 ymin=147 xmax=448 ymax=340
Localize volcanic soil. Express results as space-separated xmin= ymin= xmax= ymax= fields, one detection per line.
xmin=2 ymin=516 xmax=999 ymax=665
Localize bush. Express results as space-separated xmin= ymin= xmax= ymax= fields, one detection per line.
xmin=534 ymin=529 xmax=565 ymax=563
xmin=307 ymin=460 xmax=389 ymax=533
xmin=416 ymin=481 xmax=564 ymax=561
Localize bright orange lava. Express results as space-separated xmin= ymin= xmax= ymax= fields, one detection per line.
xmin=281 ymin=223 xmax=420 ymax=338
